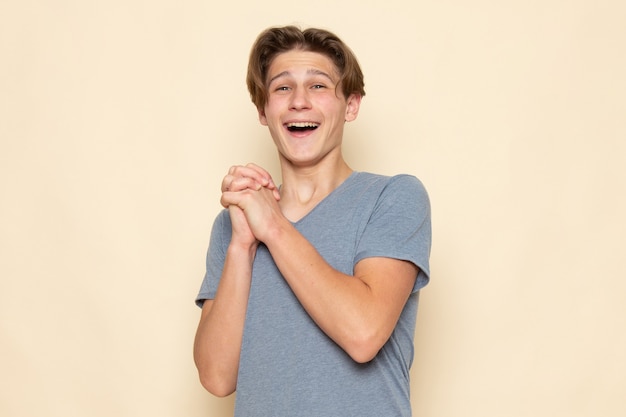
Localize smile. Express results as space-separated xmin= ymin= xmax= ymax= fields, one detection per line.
xmin=285 ymin=122 xmax=320 ymax=132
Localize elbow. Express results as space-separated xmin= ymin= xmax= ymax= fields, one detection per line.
xmin=197 ymin=370 xmax=236 ymax=398
xmin=194 ymin=347 xmax=237 ymax=397
xmin=343 ymin=331 xmax=387 ymax=364
xmin=349 ymin=348 xmax=379 ymax=364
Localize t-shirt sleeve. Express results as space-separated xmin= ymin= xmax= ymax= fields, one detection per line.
xmin=354 ymin=174 xmax=432 ymax=292
xmin=195 ymin=209 xmax=231 ymax=307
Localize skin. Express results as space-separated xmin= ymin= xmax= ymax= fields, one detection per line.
xmin=193 ymin=50 xmax=419 ymax=397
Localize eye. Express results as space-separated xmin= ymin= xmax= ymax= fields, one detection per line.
xmin=275 ymin=86 xmax=290 ymax=92
xmin=311 ymin=84 xmax=325 ymax=89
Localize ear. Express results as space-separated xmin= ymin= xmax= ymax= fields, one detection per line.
xmin=258 ymin=107 xmax=268 ymax=126
xmin=344 ymin=94 xmax=362 ymax=122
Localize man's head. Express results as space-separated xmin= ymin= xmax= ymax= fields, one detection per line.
xmin=247 ymin=26 xmax=366 ymax=110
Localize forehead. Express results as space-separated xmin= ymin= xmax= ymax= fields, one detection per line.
xmin=267 ymin=50 xmax=339 ymax=81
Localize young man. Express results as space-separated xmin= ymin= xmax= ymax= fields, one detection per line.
xmin=194 ymin=25 xmax=431 ymax=416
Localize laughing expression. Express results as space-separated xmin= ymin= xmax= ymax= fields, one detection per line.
xmin=258 ymin=50 xmax=361 ymax=168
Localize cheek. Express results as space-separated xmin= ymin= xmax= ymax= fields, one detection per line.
xmin=263 ymin=99 xmax=285 ymax=118
xmin=317 ymin=94 xmax=347 ymax=110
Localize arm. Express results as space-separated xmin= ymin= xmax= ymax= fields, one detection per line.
xmin=193 ymin=210 xmax=256 ymax=396
xmin=224 ymin=183 xmax=419 ymax=363
xmin=264 ymin=216 xmax=418 ymax=363
xmin=193 ymin=164 xmax=280 ymax=396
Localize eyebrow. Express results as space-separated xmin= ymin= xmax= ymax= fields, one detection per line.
xmin=268 ymin=69 xmax=335 ymax=86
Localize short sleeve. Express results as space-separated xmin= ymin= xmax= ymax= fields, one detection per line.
xmin=195 ymin=209 xmax=231 ymax=307
xmin=354 ymin=175 xmax=431 ymax=292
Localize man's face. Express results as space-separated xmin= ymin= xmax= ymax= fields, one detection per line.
xmin=259 ymin=50 xmax=361 ymax=168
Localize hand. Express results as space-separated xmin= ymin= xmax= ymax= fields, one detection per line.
xmin=220 ymin=163 xmax=280 ymax=206
xmin=224 ymin=184 xmax=285 ymax=244
xmin=220 ymin=164 xmax=281 ymax=247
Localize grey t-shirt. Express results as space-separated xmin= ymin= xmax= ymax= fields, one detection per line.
xmin=196 ymin=172 xmax=431 ymax=417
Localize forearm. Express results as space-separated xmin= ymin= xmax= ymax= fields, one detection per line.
xmin=263 ymin=220 xmax=405 ymax=362
xmin=222 ymin=177 xmax=417 ymax=363
xmin=193 ymin=243 xmax=255 ymax=396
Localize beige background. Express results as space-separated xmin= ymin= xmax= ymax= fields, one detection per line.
xmin=1 ymin=0 xmax=625 ymax=416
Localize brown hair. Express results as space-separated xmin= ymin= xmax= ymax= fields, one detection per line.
xmin=246 ymin=25 xmax=366 ymax=109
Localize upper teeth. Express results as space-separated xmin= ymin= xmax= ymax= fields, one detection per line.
xmin=287 ymin=122 xmax=318 ymax=128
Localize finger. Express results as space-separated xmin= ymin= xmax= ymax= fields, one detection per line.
xmin=221 ymin=174 xmax=232 ymax=192
xmin=223 ymin=169 xmax=267 ymax=191
xmin=220 ymin=190 xmax=240 ymax=208
xmin=223 ymin=165 xmax=280 ymax=204
xmin=219 ymin=191 xmax=230 ymax=208
xmin=230 ymin=176 xmax=263 ymax=192
xmin=240 ymin=165 xmax=280 ymax=200
xmin=266 ymin=177 xmax=279 ymax=191
xmin=227 ymin=165 xmax=241 ymax=175
xmin=242 ymin=163 xmax=278 ymax=189
xmin=226 ymin=165 xmax=268 ymax=188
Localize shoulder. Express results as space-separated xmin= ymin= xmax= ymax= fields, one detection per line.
xmin=210 ymin=208 xmax=232 ymax=230
xmin=353 ymin=172 xmax=429 ymax=205
xmin=386 ymin=173 xmax=428 ymax=193
xmin=209 ymin=209 xmax=233 ymax=248
xmin=352 ymin=171 xmax=426 ymax=189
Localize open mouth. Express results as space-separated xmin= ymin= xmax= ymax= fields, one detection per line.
xmin=286 ymin=122 xmax=319 ymax=132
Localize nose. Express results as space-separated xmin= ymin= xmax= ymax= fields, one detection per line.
xmin=289 ymin=87 xmax=311 ymax=110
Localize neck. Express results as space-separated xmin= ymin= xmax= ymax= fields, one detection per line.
xmin=278 ymin=158 xmax=353 ymax=221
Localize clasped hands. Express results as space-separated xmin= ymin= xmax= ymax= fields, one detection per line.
xmin=220 ymin=163 xmax=282 ymax=245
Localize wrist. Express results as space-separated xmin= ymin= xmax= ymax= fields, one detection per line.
xmin=260 ymin=215 xmax=292 ymax=247
xmin=227 ymin=240 xmax=258 ymax=260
